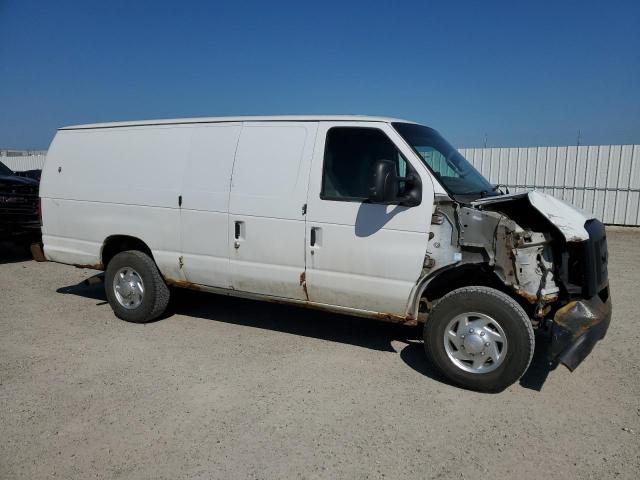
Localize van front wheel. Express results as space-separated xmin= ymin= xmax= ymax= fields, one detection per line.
xmin=105 ymin=250 xmax=170 ymax=323
xmin=424 ymin=286 xmax=534 ymax=392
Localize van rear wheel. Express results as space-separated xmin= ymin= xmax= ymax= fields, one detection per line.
xmin=105 ymin=250 xmax=169 ymax=323
xmin=424 ymin=286 xmax=534 ymax=392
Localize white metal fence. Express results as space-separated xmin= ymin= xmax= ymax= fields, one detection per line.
xmin=2 ymin=145 xmax=639 ymax=226
xmin=460 ymin=145 xmax=640 ymax=226
xmin=0 ymin=151 xmax=47 ymax=171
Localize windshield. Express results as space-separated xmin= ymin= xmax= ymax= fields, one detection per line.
xmin=393 ymin=123 xmax=495 ymax=197
xmin=0 ymin=160 xmax=14 ymax=176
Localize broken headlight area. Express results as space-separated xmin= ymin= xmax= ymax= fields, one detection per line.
xmin=547 ymin=219 xmax=611 ymax=369
xmin=493 ymin=217 xmax=560 ymax=317
xmin=487 ymin=214 xmax=611 ymax=370
xmin=426 ymin=199 xmax=612 ymax=371
xmin=559 ymin=219 xmax=609 ymax=298
xmin=488 ymin=214 xmax=612 ymax=370
xmin=455 ymin=206 xmax=561 ymax=319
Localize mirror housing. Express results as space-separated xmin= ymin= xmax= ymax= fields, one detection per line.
xmin=369 ymin=159 xmax=399 ymax=203
xmin=369 ymin=159 xmax=422 ymax=207
xmin=400 ymin=172 xmax=422 ymax=207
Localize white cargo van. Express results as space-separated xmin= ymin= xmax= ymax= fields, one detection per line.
xmin=40 ymin=116 xmax=611 ymax=391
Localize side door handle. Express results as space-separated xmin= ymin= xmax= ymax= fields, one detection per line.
xmin=310 ymin=227 xmax=320 ymax=247
xmin=234 ymin=221 xmax=244 ymax=249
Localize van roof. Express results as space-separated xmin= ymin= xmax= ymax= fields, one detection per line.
xmin=60 ymin=115 xmax=418 ymax=130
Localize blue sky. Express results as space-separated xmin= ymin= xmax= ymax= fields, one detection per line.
xmin=1 ymin=0 xmax=639 ymax=149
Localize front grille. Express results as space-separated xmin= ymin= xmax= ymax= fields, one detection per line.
xmin=584 ymin=219 xmax=608 ymax=297
xmin=559 ymin=219 xmax=609 ymax=299
xmin=566 ymin=242 xmax=585 ymax=288
xmin=0 ymin=184 xmax=40 ymax=233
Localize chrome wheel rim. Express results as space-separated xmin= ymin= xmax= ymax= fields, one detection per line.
xmin=443 ymin=312 xmax=508 ymax=374
xmin=113 ymin=267 xmax=145 ymax=309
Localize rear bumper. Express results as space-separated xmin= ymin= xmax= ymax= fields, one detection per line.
xmin=549 ymin=287 xmax=612 ymax=371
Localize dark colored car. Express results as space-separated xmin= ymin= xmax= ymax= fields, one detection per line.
xmin=0 ymin=160 xmax=41 ymax=246
xmin=15 ymin=169 xmax=43 ymax=182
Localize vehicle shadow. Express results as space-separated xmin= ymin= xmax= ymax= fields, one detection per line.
xmin=397 ymin=341 xmax=457 ymax=387
xmin=399 ymin=338 xmax=553 ymax=392
xmin=57 ymin=274 xmax=552 ymax=391
xmin=518 ymin=335 xmax=553 ymax=391
xmin=354 ymin=203 xmax=405 ymax=237
xmin=56 ymin=273 xmax=107 ymax=302
xmin=57 ymin=275 xmax=421 ymax=352
xmin=0 ymin=242 xmax=32 ymax=265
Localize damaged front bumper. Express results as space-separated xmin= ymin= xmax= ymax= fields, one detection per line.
xmin=548 ymin=287 xmax=612 ymax=371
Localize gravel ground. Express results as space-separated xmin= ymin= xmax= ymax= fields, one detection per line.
xmin=1 ymin=229 xmax=639 ymax=479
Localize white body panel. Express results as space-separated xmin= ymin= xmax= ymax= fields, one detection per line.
xmin=42 ymin=115 xmax=550 ymax=321
xmin=62 ymin=115 xmax=414 ymax=130
xmin=40 ymin=126 xmax=190 ymax=280
xmin=180 ymin=124 xmax=242 ymax=288
xmin=228 ymin=122 xmax=317 ymax=299
xmin=305 ymin=122 xmax=434 ymax=315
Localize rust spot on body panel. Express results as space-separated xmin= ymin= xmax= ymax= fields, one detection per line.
xmin=164 ymin=273 xmax=417 ymax=327
xmin=299 ymin=271 xmax=309 ymax=301
xmin=165 ymin=278 xmax=201 ymax=291
xmin=74 ymin=262 xmax=104 ymax=271
xmin=30 ymin=243 xmax=47 ymax=262
xmin=513 ymin=288 xmax=558 ymax=305
xmin=374 ymin=312 xmax=418 ymax=326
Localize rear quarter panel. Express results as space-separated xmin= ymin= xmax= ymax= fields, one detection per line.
xmin=40 ymin=126 xmax=189 ymax=279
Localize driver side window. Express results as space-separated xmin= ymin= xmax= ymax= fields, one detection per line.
xmin=321 ymin=127 xmax=408 ymax=201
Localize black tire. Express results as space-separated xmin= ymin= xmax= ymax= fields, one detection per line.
xmin=424 ymin=286 xmax=535 ymax=392
xmin=104 ymin=250 xmax=170 ymax=323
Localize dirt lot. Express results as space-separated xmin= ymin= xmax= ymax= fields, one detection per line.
xmin=1 ymin=230 xmax=639 ymax=479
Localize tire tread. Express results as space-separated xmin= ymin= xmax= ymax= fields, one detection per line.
xmin=424 ymin=286 xmax=535 ymax=392
xmin=105 ymin=250 xmax=169 ymax=323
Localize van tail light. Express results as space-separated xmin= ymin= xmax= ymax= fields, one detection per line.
xmin=37 ymin=197 xmax=42 ymax=226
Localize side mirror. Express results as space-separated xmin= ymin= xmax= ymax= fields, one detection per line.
xmin=369 ymin=159 xmax=399 ymax=203
xmin=369 ymin=159 xmax=422 ymax=207
xmin=401 ymin=172 xmax=422 ymax=207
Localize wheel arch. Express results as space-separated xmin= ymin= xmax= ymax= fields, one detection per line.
xmin=101 ymin=235 xmax=154 ymax=269
xmin=409 ymin=263 xmax=521 ymax=318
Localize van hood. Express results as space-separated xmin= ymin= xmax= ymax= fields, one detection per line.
xmin=472 ymin=190 xmax=594 ymax=242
